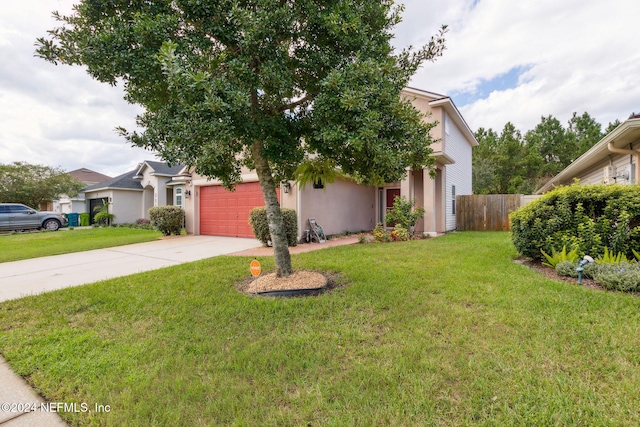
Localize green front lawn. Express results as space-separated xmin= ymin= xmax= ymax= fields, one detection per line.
xmin=0 ymin=228 xmax=163 ymax=263
xmin=1 ymin=232 xmax=639 ymax=426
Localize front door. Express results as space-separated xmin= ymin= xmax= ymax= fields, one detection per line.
xmin=89 ymin=198 xmax=106 ymax=225
xmin=385 ymin=188 xmax=400 ymax=227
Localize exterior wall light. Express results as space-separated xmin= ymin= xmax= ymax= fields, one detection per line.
xmin=283 ymin=182 xmax=291 ymax=193
xmin=577 ymin=255 xmax=594 ymax=285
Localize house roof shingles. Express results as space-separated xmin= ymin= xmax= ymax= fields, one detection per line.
xmin=67 ymin=168 xmax=111 ymax=184
xmin=83 ymin=170 xmax=143 ymax=192
xmin=82 ymin=161 xmax=187 ymax=192
xmin=139 ymin=161 xmax=185 ymax=176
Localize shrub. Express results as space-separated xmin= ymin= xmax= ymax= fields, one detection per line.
xmin=385 ymin=196 xmax=425 ymax=237
xmin=358 ymin=233 xmax=375 ymax=244
xmin=391 ymin=225 xmax=409 ymax=241
xmin=596 ymin=247 xmax=630 ymax=265
xmin=592 ymin=263 xmax=640 ymax=293
xmin=583 ymin=262 xmax=600 ymax=279
xmin=248 ymin=207 xmax=297 ymax=247
xmin=541 ymin=246 xmax=579 ymax=268
xmin=555 ymin=261 xmax=579 ymax=278
xmin=149 ymin=206 xmax=184 ymax=236
xmin=93 ymin=202 xmax=115 ymax=226
xmin=511 ymin=183 xmax=640 ymax=260
xmin=372 ymin=222 xmax=391 ymax=243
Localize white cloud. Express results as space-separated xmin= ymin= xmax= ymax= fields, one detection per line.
xmin=1 ymin=0 xmax=639 ymax=178
xmin=405 ymin=0 xmax=640 ymax=132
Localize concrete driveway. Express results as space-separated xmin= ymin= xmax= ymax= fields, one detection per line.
xmin=0 ymin=235 xmax=261 ymax=302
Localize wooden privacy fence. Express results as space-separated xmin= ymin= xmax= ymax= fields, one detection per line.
xmin=456 ymin=194 xmax=528 ymax=231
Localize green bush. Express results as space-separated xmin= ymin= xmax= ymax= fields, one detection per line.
xmin=596 ymin=247 xmax=631 ymax=265
xmin=385 ymin=196 xmax=425 ymax=237
xmin=511 ymin=184 xmax=640 ymax=260
xmin=149 ymin=206 xmax=184 ymax=236
xmin=391 ymin=225 xmax=409 ymax=241
xmin=248 ymin=207 xmax=297 ymax=247
xmin=372 ymin=222 xmax=391 ymax=243
xmin=555 ymin=260 xmax=579 ymax=278
xmin=541 ymin=246 xmax=579 ymax=268
xmin=592 ymin=263 xmax=640 ymax=292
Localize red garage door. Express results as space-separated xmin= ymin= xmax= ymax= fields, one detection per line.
xmin=200 ymin=182 xmax=280 ymax=237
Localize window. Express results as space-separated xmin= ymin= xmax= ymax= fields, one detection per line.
xmin=10 ymin=205 xmax=30 ymax=213
xmin=175 ymin=188 xmax=183 ymax=208
xmin=451 ymin=185 xmax=456 ymax=215
xmin=444 ymin=113 xmax=450 ymax=136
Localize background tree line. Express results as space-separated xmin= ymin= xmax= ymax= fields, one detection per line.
xmin=473 ymin=112 xmax=622 ymax=194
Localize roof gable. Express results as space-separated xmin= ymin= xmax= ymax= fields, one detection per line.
xmin=136 ymin=160 xmax=185 ymax=176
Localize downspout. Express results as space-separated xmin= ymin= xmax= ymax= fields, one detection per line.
xmin=607 ymin=141 xmax=640 ymax=184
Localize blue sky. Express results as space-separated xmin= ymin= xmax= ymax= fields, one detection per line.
xmin=1 ymin=0 xmax=640 ymax=176
xmin=448 ymin=65 xmax=533 ymax=108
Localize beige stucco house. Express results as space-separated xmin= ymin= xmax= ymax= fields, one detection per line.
xmin=536 ymin=115 xmax=640 ymax=194
xmin=179 ymin=87 xmax=478 ymax=239
xmin=82 ymin=161 xmax=185 ymax=224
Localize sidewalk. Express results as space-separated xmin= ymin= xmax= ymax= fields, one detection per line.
xmin=0 ymin=235 xmax=358 ymax=426
xmin=0 ymin=357 xmax=67 ymax=426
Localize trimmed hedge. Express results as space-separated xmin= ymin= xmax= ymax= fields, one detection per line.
xmin=149 ymin=206 xmax=184 ymax=236
xmin=511 ymin=184 xmax=640 ymax=260
xmin=249 ymin=207 xmax=298 ymax=247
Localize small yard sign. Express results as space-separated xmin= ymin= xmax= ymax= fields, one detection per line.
xmin=250 ymin=259 xmax=261 ymax=277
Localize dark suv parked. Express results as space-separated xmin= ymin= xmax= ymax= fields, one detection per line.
xmin=0 ymin=203 xmax=68 ymax=232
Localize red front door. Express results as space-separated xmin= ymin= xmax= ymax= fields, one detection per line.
xmin=385 ymin=188 xmax=401 ymax=226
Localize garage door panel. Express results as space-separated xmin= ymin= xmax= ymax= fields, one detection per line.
xmin=200 ymin=183 xmax=280 ymax=238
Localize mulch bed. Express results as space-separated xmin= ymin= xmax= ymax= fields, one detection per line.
xmin=237 ymin=270 xmax=345 ymax=296
xmin=515 ymin=256 xmax=604 ymax=292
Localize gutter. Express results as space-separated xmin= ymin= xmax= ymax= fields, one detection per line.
xmin=607 ymin=142 xmax=640 ymax=183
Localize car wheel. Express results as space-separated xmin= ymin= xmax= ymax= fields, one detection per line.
xmin=42 ymin=219 xmax=61 ymax=231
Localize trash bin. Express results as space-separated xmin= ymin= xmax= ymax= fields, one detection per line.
xmin=79 ymin=213 xmax=90 ymax=227
xmin=67 ymin=213 xmax=79 ymax=227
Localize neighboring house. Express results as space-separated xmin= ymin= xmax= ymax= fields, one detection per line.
xmin=179 ymin=87 xmax=478 ymax=239
xmin=82 ymin=161 xmax=185 ymax=224
xmin=56 ymin=168 xmax=112 ymax=214
xmin=536 ymin=115 xmax=640 ymax=194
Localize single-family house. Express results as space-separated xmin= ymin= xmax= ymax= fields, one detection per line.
xmin=55 ymin=168 xmax=112 ymax=214
xmin=536 ymin=115 xmax=640 ymax=194
xmin=178 ymin=87 xmax=478 ymax=239
xmin=82 ymin=161 xmax=185 ymax=224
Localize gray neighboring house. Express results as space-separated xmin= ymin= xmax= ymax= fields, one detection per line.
xmin=536 ymin=115 xmax=640 ymax=194
xmin=82 ymin=161 xmax=185 ymax=224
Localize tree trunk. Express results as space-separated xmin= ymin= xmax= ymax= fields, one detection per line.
xmin=251 ymin=140 xmax=293 ymax=277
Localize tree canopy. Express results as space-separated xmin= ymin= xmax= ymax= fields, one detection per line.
xmin=37 ymin=0 xmax=447 ymax=276
xmin=0 ymin=162 xmax=84 ymax=208
xmin=473 ymin=112 xmax=618 ymax=194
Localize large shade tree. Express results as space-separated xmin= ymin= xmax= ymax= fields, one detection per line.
xmin=37 ymin=0 xmax=446 ymax=276
xmin=0 ymin=162 xmax=84 ymax=208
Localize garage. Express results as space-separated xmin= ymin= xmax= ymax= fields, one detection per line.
xmin=199 ymin=182 xmax=279 ymax=237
